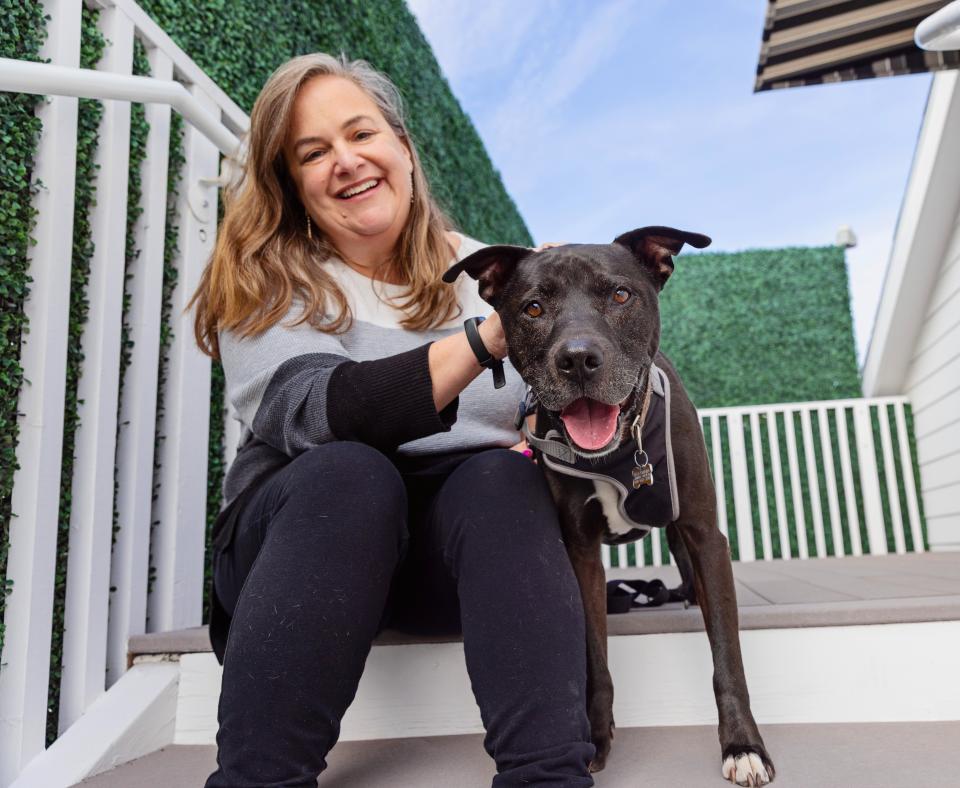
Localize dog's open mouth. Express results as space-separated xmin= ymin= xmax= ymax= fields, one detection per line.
xmin=559 ymin=398 xmax=621 ymax=451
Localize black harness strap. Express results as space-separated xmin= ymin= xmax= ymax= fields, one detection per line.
xmin=606 ymin=578 xmax=692 ymax=614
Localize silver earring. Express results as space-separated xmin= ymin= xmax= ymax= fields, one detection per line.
xmin=306 ymin=213 xmax=313 ymax=240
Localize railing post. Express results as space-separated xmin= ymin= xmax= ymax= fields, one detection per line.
xmin=853 ymin=402 xmax=888 ymax=554
xmin=893 ymin=402 xmax=925 ymax=552
xmin=0 ymin=1 xmax=81 ymax=780
xmin=766 ymin=411 xmax=791 ymax=559
xmin=835 ymin=406 xmax=864 ymax=556
xmin=750 ymin=411 xmax=773 ymax=560
xmin=727 ymin=412 xmax=756 ymax=561
xmin=106 ymin=46 xmax=175 ymax=687
xmin=709 ymin=414 xmax=730 ymax=541
xmin=800 ymin=408 xmax=827 ymax=557
xmin=58 ymin=3 xmax=135 ymax=734
xmin=147 ymin=84 xmax=218 ymax=632
xmin=877 ymin=404 xmax=907 ymax=554
xmin=784 ymin=410 xmax=810 ymax=559
xmin=817 ymin=407 xmax=844 ymax=556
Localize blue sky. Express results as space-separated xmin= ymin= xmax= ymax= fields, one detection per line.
xmin=406 ymin=0 xmax=932 ymax=363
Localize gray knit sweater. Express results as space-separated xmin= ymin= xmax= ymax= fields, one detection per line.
xmin=218 ymin=233 xmax=526 ymax=510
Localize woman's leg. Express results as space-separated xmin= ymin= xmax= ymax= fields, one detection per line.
xmin=206 ymin=441 xmax=407 ymax=788
xmin=397 ymin=449 xmax=595 ymax=787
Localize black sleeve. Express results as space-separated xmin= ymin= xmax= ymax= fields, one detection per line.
xmin=325 ymin=342 xmax=458 ymax=450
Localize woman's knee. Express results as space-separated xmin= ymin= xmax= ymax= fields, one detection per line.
xmin=277 ymin=441 xmax=407 ymax=539
xmin=455 ymin=448 xmax=553 ymax=510
xmin=440 ymin=449 xmax=562 ymax=547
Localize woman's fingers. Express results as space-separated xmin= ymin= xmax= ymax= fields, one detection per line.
xmin=509 ymin=437 xmax=534 ymax=459
xmin=532 ymin=241 xmax=569 ymax=252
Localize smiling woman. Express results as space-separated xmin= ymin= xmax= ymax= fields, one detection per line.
xmin=187 ymin=53 xmax=597 ymax=788
xmin=284 ymin=77 xmax=415 ymax=279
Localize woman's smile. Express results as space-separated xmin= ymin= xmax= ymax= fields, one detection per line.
xmin=335 ymin=178 xmax=382 ymax=200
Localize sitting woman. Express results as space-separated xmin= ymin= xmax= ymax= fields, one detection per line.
xmin=191 ymin=53 xmax=595 ymax=787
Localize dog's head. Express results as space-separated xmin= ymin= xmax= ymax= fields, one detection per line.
xmin=444 ymin=226 xmax=710 ymax=457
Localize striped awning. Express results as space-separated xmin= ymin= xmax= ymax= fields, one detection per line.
xmin=755 ymin=0 xmax=960 ymax=91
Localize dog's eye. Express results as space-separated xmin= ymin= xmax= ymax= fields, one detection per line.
xmin=524 ymin=301 xmax=543 ymax=318
xmin=613 ymin=287 xmax=631 ymax=304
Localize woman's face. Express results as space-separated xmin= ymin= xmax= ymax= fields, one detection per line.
xmin=284 ymin=75 xmax=414 ymax=257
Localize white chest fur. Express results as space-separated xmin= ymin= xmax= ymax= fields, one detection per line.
xmin=587 ymin=479 xmax=634 ymax=535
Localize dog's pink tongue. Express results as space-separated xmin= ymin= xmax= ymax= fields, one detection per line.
xmin=560 ymin=398 xmax=619 ymax=450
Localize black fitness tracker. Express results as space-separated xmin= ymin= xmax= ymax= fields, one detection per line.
xmin=463 ymin=317 xmax=506 ymax=389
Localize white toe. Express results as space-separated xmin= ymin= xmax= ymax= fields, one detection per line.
xmin=722 ymin=755 xmax=736 ymax=781
xmin=722 ymin=751 xmax=771 ymax=786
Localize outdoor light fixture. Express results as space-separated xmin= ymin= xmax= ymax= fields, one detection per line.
xmin=835 ymin=225 xmax=857 ymax=249
xmin=916 ymin=0 xmax=960 ymax=52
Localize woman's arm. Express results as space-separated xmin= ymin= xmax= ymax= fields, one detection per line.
xmin=222 ymin=309 xmax=507 ymax=456
xmin=427 ymin=311 xmax=507 ymax=410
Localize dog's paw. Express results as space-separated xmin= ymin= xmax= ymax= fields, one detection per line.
xmin=588 ymin=721 xmax=614 ymax=773
xmin=721 ymin=749 xmax=774 ymax=786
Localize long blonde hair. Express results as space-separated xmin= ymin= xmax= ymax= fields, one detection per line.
xmin=191 ymin=53 xmax=460 ymax=359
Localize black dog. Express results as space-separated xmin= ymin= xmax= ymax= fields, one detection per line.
xmin=444 ymin=227 xmax=775 ymax=785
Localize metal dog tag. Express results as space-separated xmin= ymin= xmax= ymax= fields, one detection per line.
xmin=632 ymin=463 xmax=654 ymax=488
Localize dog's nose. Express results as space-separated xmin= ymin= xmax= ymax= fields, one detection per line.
xmin=555 ymin=340 xmax=604 ymax=382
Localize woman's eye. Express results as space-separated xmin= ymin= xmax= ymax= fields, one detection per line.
xmin=524 ymin=301 xmax=543 ymax=318
xmin=613 ymin=287 xmax=631 ymax=304
xmin=304 ymin=149 xmax=326 ymax=162
xmin=355 ymin=130 xmax=375 ymax=141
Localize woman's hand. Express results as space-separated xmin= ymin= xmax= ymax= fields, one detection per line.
xmin=509 ymin=435 xmax=534 ymax=459
xmin=477 ymin=310 xmax=507 ymax=361
xmin=533 ymin=241 xmax=568 ymax=252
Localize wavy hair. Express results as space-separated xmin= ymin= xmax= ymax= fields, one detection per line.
xmin=190 ymin=53 xmax=459 ymax=359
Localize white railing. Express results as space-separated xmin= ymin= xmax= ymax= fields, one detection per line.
xmin=603 ymin=395 xmax=926 ymax=569
xmin=0 ymin=1 xmax=246 ymax=783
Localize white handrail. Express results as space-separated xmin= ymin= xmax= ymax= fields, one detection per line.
xmin=698 ymin=394 xmax=908 ymax=418
xmin=916 ymin=0 xmax=960 ymax=51
xmin=0 ymin=57 xmax=240 ymax=156
xmin=96 ymin=0 xmax=249 ymax=135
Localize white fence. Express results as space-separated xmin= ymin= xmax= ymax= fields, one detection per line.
xmin=604 ymin=396 xmax=926 ymax=569
xmin=0 ymin=1 xmax=931 ymax=785
xmin=0 ymin=1 xmax=245 ymax=783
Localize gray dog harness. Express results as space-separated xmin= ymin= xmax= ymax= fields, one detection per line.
xmin=522 ymin=364 xmax=680 ymax=546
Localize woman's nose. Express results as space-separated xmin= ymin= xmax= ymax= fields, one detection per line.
xmin=331 ymin=142 xmax=361 ymax=175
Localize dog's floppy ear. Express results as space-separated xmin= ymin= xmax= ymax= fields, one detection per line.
xmin=442 ymin=244 xmax=531 ymax=305
xmin=614 ymin=226 xmax=711 ymax=290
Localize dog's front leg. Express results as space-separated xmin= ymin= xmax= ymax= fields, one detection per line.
xmin=566 ymin=541 xmax=614 ymax=772
xmin=679 ymin=521 xmax=775 ymax=786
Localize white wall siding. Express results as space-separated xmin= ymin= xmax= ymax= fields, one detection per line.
xmin=905 ymin=214 xmax=960 ymax=550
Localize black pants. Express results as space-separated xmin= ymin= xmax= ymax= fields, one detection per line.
xmin=205 ymin=442 xmax=595 ymax=787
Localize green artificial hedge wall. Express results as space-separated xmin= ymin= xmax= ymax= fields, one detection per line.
xmin=659 ymin=246 xmax=862 ymax=409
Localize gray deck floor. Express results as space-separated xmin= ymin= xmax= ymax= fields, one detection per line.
xmin=78 ymin=721 xmax=960 ymax=787
xmin=129 ymin=552 xmax=960 ymax=656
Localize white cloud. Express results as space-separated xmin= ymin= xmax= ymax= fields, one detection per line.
xmin=406 ymin=0 xmax=543 ymax=85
